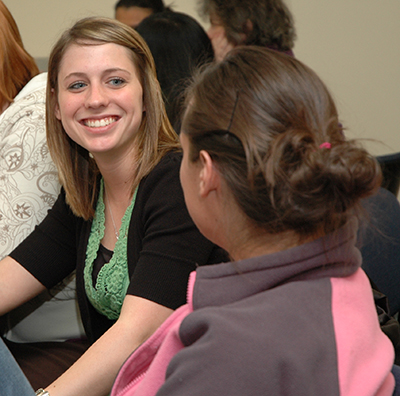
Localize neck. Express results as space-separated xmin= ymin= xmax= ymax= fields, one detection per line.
xmin=219 ymin=212 xmax=322 ymax=262
xmin=208 ymin=196 xmax=302 ymax=261
xmin=226 ymin=229 xmax=302 ymax=262
xmin=102 ymin=180 xmax=132 ymax=250
xmin=93 ymin=146 xmax=138 ymax=199
xmin=97 ymin=150 xmax=138 ymax=249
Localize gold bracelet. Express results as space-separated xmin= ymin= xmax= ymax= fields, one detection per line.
xmin=35 ymin=389 xmax=50 ymax=396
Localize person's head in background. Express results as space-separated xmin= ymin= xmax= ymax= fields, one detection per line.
xmin=198 ymin=0 xmax=296 ymax=62
xmin=0 ymin=0 xmax=39 ymax=113
xmin=180 ymin=46 xmax=380 ymax=256
xmin=136 ymin=11 xmax=214 ymax=133
xmin=115 ymin=0 xmax=170 ymax=28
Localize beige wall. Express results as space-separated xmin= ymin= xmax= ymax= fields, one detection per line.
xmin=4 ymin=0 xmax=200 ymax=58
xmin=289 ymin=0 xmax=400 ymax=157
xmin=5 ymin=0 xmax=399 ymax=156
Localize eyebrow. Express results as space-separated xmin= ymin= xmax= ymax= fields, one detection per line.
xmin=63 ymin=68 xmax=132 ymax=82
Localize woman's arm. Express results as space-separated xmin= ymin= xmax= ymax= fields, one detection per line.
xmin=45 ymin=294 xmax=173 ymax=396
xmin=0 ymin=256 xmax=46 ymax=316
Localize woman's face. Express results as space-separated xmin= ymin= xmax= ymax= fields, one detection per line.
xmin=55 ymin=42 xmax=144 ymax=159
xmin=207 ymin=12 xmax=234 ymax=62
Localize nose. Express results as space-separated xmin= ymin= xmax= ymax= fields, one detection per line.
xmin=85 ymin=83 xmax=109 ymax=109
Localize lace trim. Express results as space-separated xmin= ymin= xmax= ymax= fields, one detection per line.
xmin=84 ymin=179 xmax=137 ymax=320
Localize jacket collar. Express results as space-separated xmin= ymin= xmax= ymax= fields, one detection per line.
xmin=192 ymin=218 xmax=361 ymax=310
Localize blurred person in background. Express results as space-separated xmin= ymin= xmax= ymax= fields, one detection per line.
xmin=115 ymin=0 xmax=171 ymax=28
xmin=198 ymin=0 xmax=296 ymax=61
xmin=136 ymin=11 xmax=214 ymax=133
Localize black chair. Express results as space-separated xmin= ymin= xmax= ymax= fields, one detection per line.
xmin=360 ymin=188 xmax=400 ymax=315
xmin=392 ymin=365 xmax=400 ymax=396
xmin=377 ymin=152 xmax=400 ymax=197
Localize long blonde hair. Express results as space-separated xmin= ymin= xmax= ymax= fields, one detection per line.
xmin=47 ymin=17 xmax=179 ymax=220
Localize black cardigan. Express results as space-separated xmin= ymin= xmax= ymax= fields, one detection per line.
xmin=10 ymin=151 xmax=227 ymax=342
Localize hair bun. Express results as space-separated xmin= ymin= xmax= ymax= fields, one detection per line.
xmin=266 ymin=130 xmax=382 ymax=234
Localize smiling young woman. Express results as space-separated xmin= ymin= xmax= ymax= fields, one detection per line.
xmin=0 ymin=17 xmax=227 ymax=396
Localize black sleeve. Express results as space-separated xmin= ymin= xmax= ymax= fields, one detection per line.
xmin=9 ymin=190 xmax=78 ymax=288
xmin=126 ymin=151 xmax=228 ymax=309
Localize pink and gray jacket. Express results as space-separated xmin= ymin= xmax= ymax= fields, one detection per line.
xmin=111 ymin=218 xmax=395 ymax=396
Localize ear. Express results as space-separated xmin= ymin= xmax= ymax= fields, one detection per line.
xmin=240 ymin=19 xmax=253 ymax=43
xmin=52 ymin=88 xmax=61 ymax=120
xmin=198 ymin=150 xmax=220 ymax=198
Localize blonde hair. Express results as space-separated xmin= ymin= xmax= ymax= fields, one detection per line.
xmin=47 ymin=17 xmax=179 ymax=220
xmin=0 ymin=0 xmax=39 ymax=110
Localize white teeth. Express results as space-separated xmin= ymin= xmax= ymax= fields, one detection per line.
xmin=85 ymin=117 xmax=116 ymax=128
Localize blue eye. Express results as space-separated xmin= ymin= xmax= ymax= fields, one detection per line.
xmin=109 ymin=78 xmax=125 ymax=87
xmin=68 ymin=81 xmax=86 ymax=90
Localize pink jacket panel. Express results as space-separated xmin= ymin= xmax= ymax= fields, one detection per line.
xmin=111 ymin=272 xmax=196 ymax=396
xmin=331 ymin=268 xmax=394 ymax=395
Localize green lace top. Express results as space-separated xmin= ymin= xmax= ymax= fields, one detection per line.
xmin=84 ymin=179 xmax=137 ymax=320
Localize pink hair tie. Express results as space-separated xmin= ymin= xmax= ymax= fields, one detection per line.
xmin=319 ymin=142 xmax=331 ymax=149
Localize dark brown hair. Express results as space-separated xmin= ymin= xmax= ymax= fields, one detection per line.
xmin=182 ymin=46 xmax=381 ymax=238
xmin=198 ymin=0 xmax=296 ymax=51
xmin=47 ymin=17 xmax=179 ymax=220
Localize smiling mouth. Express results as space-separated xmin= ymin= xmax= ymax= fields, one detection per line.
xmin=83 ymin=117 xmax=118 ymax=128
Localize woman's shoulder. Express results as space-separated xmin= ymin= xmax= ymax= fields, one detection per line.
xmin=154 ymin=150 xmax=183 ymax=170
xmin=10 ymin=73 xmax=47 ymax=109
xmin=135 ymin=150 xmax=184 ymax=209
xmin=0 ymin=73 xmax=47 ymax=132
xmin=14 ymin=72 xmax=47 ymax=101
xmin=142 ymin=149 xmax=182 ymax=184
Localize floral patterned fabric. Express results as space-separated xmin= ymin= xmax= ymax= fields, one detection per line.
xmin=0 ymin=73 xmax=59 ymax=257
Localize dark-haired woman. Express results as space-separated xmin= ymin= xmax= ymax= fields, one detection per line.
xmin=111 ymin=46 xmax=395 ymax=395
xmin=136 ymin=11 xmax=214 ymax=133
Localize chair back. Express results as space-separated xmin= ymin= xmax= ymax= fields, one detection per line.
xmin=377 ymin=152 xmax=400 ymax=197
xmin=392 ymin=364 xmax=400 ymax=396
xmin=360 ymin=188 xmax=400 ymax=315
